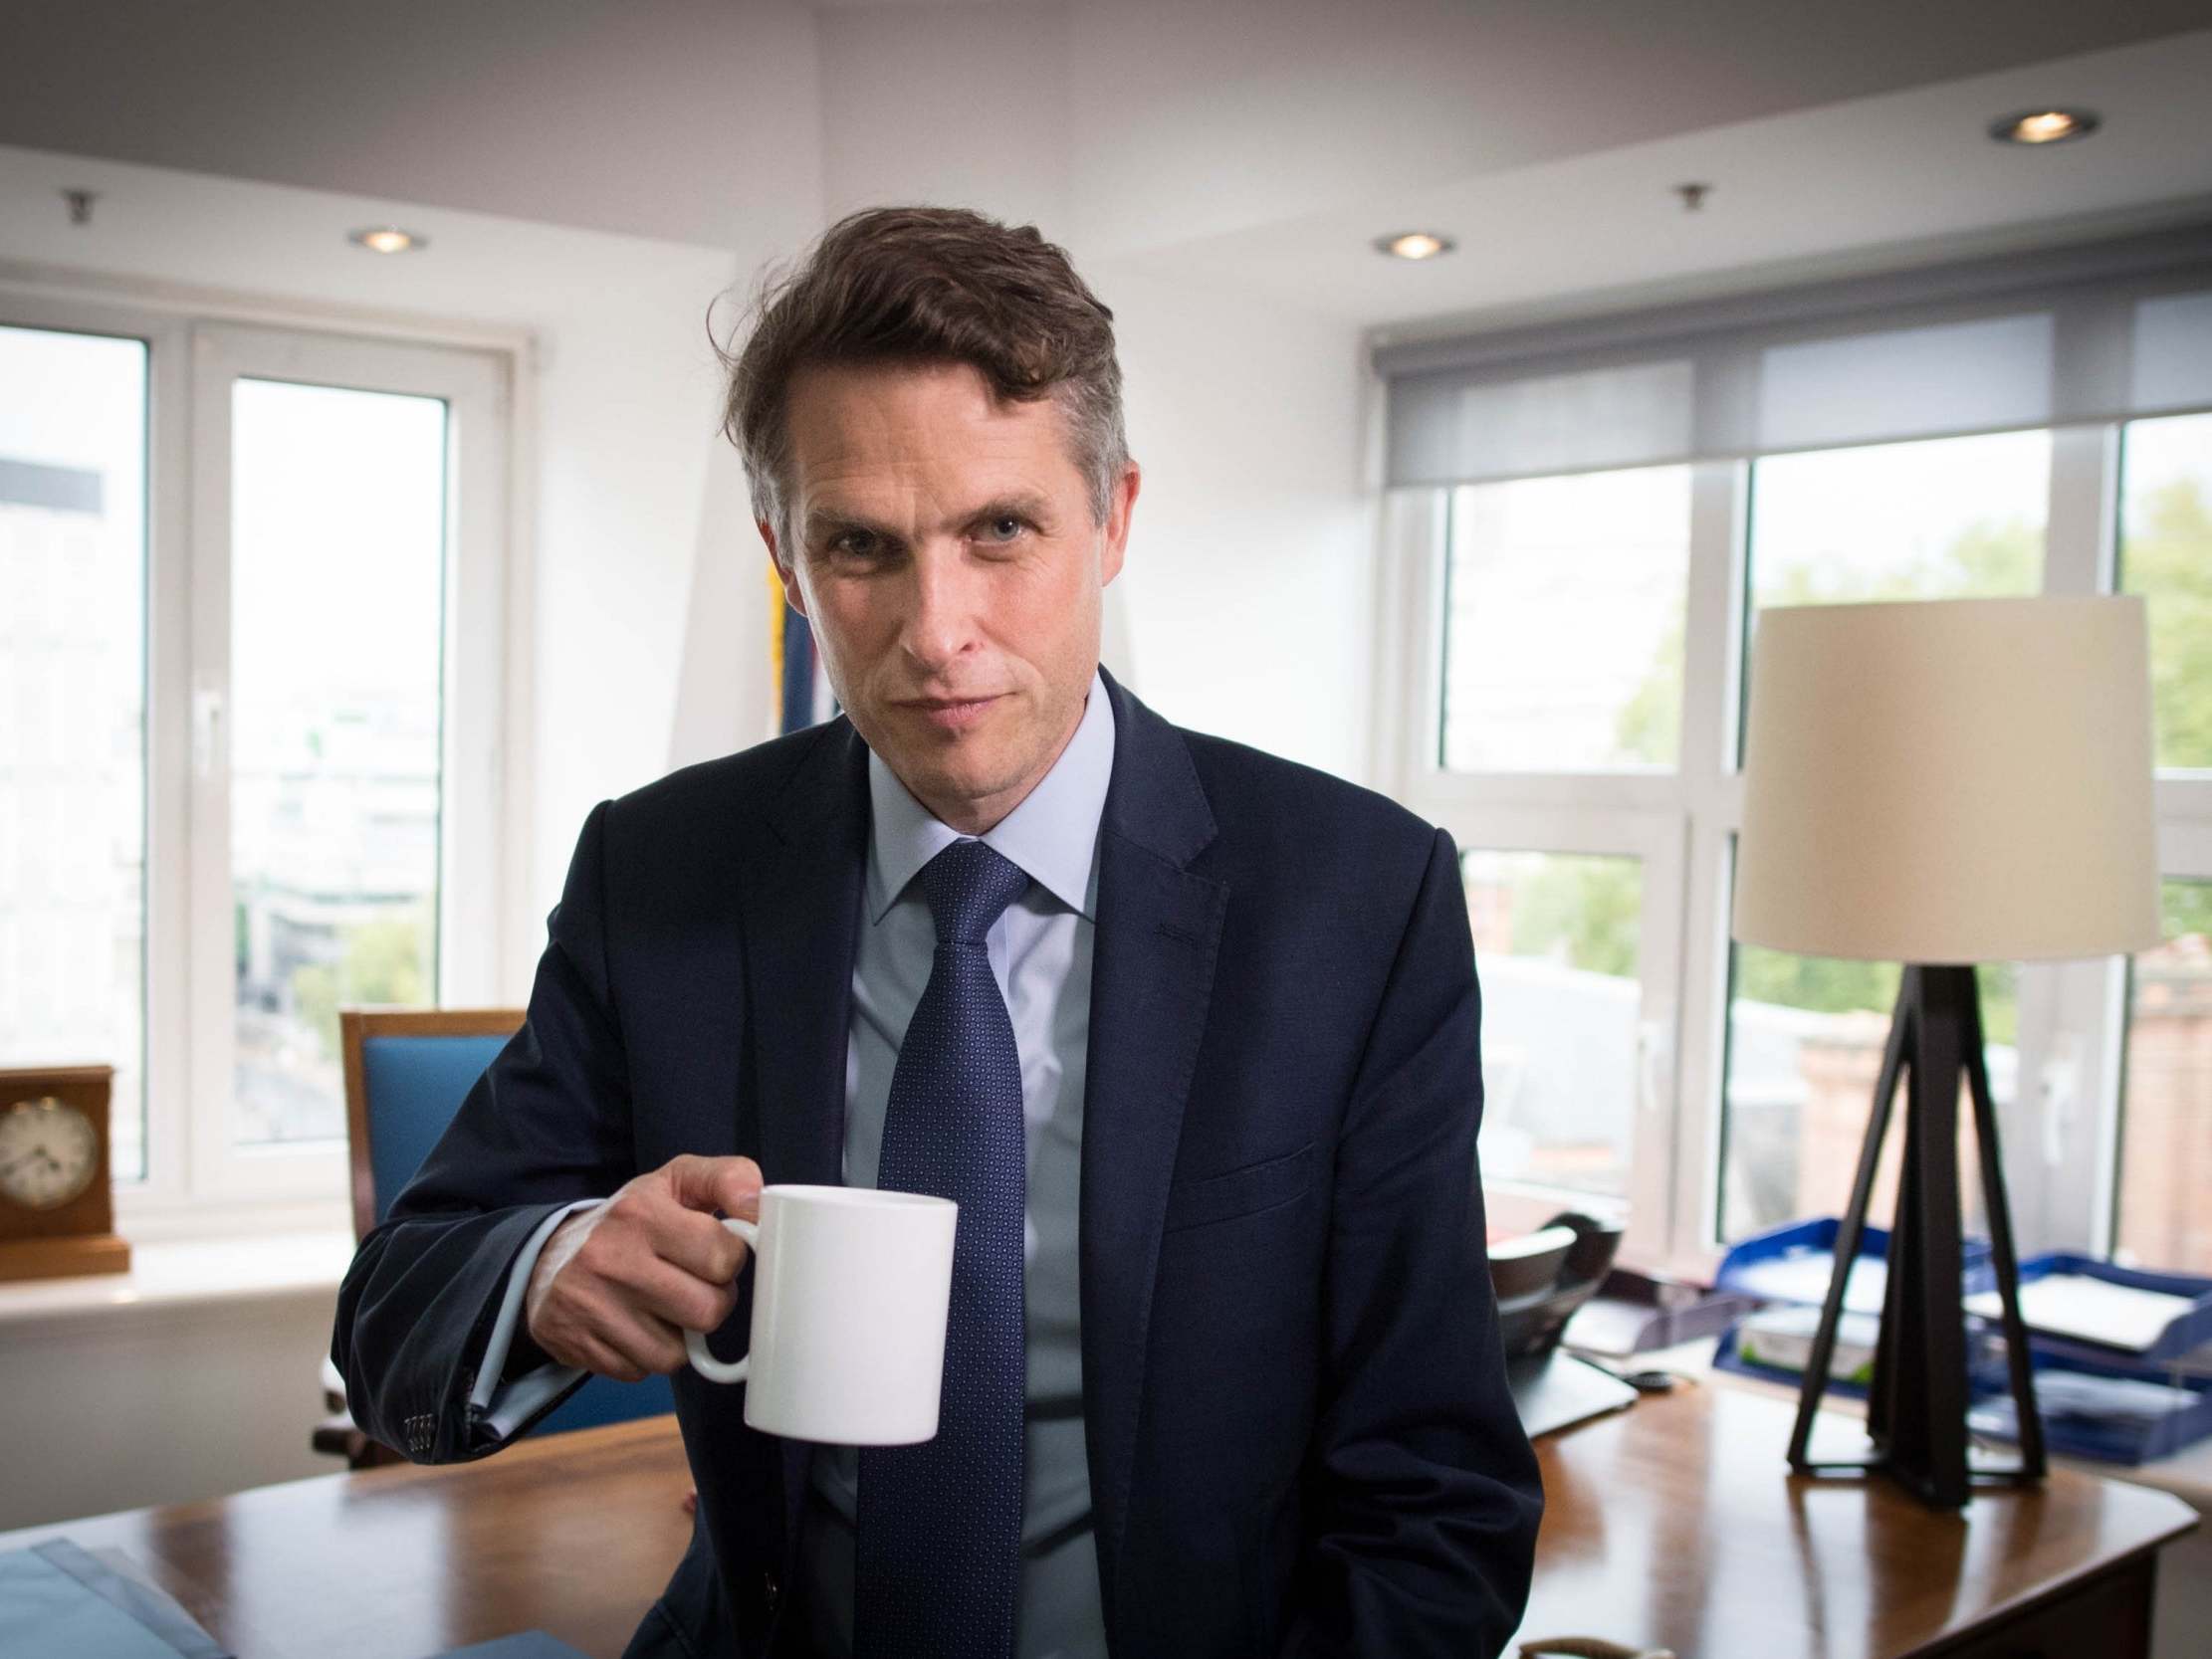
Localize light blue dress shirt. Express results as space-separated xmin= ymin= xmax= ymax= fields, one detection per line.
xmin=476 ymin=671 xmax=1115 ymax=1659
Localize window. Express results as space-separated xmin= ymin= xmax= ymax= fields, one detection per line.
xmin=228 ymin=379 xmax=449 ymax=1146
xmin=2119 ymin=412 xmax=2212 ymax=773
xmin=1378 ymin=470 xmax=1690 ymax=1252
xmin=2116 ymin=879 xmax=2212 ymax=1273
xmin=1745 ymin=430 xmax=2047 ymax=612
xmin=2110 ymin=410 xmax=2212 ymax=1271
xmin=1378 ymin=239 xmax=2212 ymax=1272
xmin=1441 ymin=467 xmax=1691 ymax=772
xmin=0 ymin=325 xmax=149 ymax=1178
xmin=0 ymin=293 xmax=513 ymax=1231
xmin=1463 ymin=850 xmax=1648 ymax=1200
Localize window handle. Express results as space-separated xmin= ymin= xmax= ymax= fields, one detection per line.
xmin=2038 ymin=1030 xmax=2083 ymax=1169
xmin=192 ymin=686 xmax=225 ymax=780
xmin=1637 ymin=1016 xmax=1673 ymax=1117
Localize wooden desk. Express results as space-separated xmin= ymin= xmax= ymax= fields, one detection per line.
xmin=1518 ymin=1382 xmax=2197 ymax=1658
xmin=0 ymin=1387 xmax=2196 ymax=1659
xmin=0 ymin=1416 xmax=693 ymax=1659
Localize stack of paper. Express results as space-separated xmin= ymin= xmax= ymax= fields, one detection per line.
xmin=1964 ymin=1274 xmax=2193 ymax=1352
xmin=1736 ymin=1305 xmax=1880 ymax=1384
xmin=1969 ymin=1370 xmax=2198 ymax=1438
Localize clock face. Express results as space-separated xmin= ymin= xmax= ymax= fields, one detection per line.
xmin=0 ymin=1098 xmax=101 ymax=1211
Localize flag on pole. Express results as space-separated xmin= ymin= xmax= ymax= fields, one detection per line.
xmin=769 ymin=561 xmax=821 ymax=734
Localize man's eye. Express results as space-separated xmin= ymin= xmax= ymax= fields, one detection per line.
xmin=830 ymin=531 xmax=880 ymax=557
xmin=982 ymin=516 xmax=1025 ymax=542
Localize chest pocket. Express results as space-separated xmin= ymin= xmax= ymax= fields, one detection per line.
xmin=1162 ymin=1141 xmax=1316 ymax=1233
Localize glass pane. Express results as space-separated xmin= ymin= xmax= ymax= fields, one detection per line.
xmin=1440 ymin=466 xmax=1690 ymax=772
xmin=1747 ymin=429 xmax=2048 ymax=608
xmin=1463 ymin=850 xmax=1642 ymax=1198
xmin=2115 ymin=879 xmax=2212 ymax=1273
xmin=2117 ymin=412 xmax=2212 ymax=772
xmin=0 ymin=325 xmax=148 ymax=1180
xmin=230 ymin=379 xmax=445 ymax=1145
xmin=1719 ymin=934 xmax=2018 ymax=1243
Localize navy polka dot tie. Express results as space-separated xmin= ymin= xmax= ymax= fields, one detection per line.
xmin=856 ymin=839 xmax=1030 ymax=1659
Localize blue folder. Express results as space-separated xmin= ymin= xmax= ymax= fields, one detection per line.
xmin=0 ymin=1538 xmax=228 ymax=1659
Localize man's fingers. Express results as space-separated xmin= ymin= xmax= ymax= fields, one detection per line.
xmin=656 ymin=1205 xmax=753 ymax=1286
xmin=628 ymin=1254 xmax=740 ymax=1335
xmin=577 ymin=1332 xmax=655 ymax=1386
xmin=584 ymin=1306 xmax=689 ymax=1381
xmin=665 ymin=1153 xmax=764 ymax=1221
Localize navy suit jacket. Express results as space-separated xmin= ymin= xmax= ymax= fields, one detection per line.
xmin=332 ymin=667 xmax=1542 ymax=1658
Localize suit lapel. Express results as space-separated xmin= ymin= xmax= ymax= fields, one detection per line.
xmin=746 ymin=718 xmax=869 ymax=1189
xmin=1079 ymin=670 xmax=1226 ymax=1631
xmin=738 ymin=717 xmax=869 ymax=1560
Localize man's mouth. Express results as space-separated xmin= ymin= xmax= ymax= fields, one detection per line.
xmin=897 ymin=694 xmax=999 ymax=731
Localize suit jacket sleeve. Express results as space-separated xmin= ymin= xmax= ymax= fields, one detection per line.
xmin=331 ymin=800 xmax=638 ymax=1462
xmin=1283 ymin=824 xmax=1544 ymax=1657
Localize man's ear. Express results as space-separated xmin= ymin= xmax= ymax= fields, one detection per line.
xmin=761 ymin=518 xmax=808 ymax=619
xmin=1099 ymin=459 xmax=1141 ymax=587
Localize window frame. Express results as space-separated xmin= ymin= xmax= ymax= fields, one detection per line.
xmin=1376 ymin=471 xmax=1720 ymax=1264
xmin=0 ymin=281 xmax=525 ymax=1239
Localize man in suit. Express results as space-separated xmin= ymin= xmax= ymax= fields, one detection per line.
xmin=332 ymin=204 xmax=1542 ymax=1659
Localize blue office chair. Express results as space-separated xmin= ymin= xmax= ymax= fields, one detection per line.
xmin=319 ymin=1007 xmax=674 ymax=1464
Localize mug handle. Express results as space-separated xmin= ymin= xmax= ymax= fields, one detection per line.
xmin=684 ymin=1215 xmax=760 ymax=1384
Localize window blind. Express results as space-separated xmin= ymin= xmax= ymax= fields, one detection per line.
xmin=1377 ymin=222 xmax=2212 ymax=489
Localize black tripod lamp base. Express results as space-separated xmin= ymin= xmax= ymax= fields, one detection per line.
xmin=1781 ymin=964 xmax=2047 ymax=1510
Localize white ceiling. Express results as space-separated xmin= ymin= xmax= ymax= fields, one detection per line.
xmin=4 ymin=1 xmax=2209 ymax=330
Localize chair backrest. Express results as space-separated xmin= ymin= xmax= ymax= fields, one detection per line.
xmin=340 ymin=1008 xmax=525 ymax=1240
xmin=337 ymin=1006 xmax=674 ymax=1431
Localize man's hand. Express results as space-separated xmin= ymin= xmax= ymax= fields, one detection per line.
xmin=525 ymin=1154 xmax=763 ymax=1382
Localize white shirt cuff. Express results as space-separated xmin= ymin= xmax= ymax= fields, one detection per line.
xmin=470 ymin=1197 xmax=602 ymax=1437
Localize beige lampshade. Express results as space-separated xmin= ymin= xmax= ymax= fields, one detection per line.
xmin=1733 ymin=596 xmax=2161 ymax=964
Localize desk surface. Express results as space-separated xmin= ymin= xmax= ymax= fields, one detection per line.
xmin=1516 ymin=1381 xmax=2194 ymax=1657
xmin=0 ymin=1415 xmax=694 ymax=1659
xmin=0 ymin=1385 xmax=2196 ymax=1659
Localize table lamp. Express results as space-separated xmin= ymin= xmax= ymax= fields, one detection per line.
xmin=1733 ymin=596 xmax=2161 ymax=1509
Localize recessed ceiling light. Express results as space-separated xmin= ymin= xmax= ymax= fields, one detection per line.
xmin=1989 ymin=108 xmax=2100 ymax=146
xmin=1374 ymin=231 xmax=1455 ymax=261
xmin=348 ymin=226 xmax=428 ymax=255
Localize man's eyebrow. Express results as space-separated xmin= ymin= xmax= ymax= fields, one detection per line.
xmin=800 ymin=506 xmax=896 ymax=544
xmin=968 ymin=491 xmax=1057 ymax=524
xmin=800 ymin=492 xmax=1059 ymax=544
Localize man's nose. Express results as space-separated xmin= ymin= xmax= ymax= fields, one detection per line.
xmin=900 ymin=544 xmax=980 ymax=673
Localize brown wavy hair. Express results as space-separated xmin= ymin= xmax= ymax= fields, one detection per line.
xmin=714 ymin=205 xmax=1129 ymax=549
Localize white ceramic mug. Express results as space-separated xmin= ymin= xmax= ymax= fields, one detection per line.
xmin=684 ymin=1183 xmax=959 ymax=1445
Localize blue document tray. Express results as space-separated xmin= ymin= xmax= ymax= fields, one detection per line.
xmin=1969 ymin=1350 xmax=2212 ymax=1465
xmin=1982 ymin=1252 xmax=2212 ymax=1368
xmin=1712 ymin=1309 xmax=2009 ymax=1401
xmin=1713 ymin=1217 xmax=1994 ymax=1315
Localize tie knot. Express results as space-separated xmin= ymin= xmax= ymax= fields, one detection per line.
xmin=917 ymin=839 xmax=1029 ymax=945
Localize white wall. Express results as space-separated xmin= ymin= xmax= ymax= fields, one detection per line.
xmin=0 ymin=1288 xmax=339 ymax=1531
xmin=1099 ymin=263 xmax=1375 ymax=780
xmin=518 ymin=266 xmax=755 ymax=947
